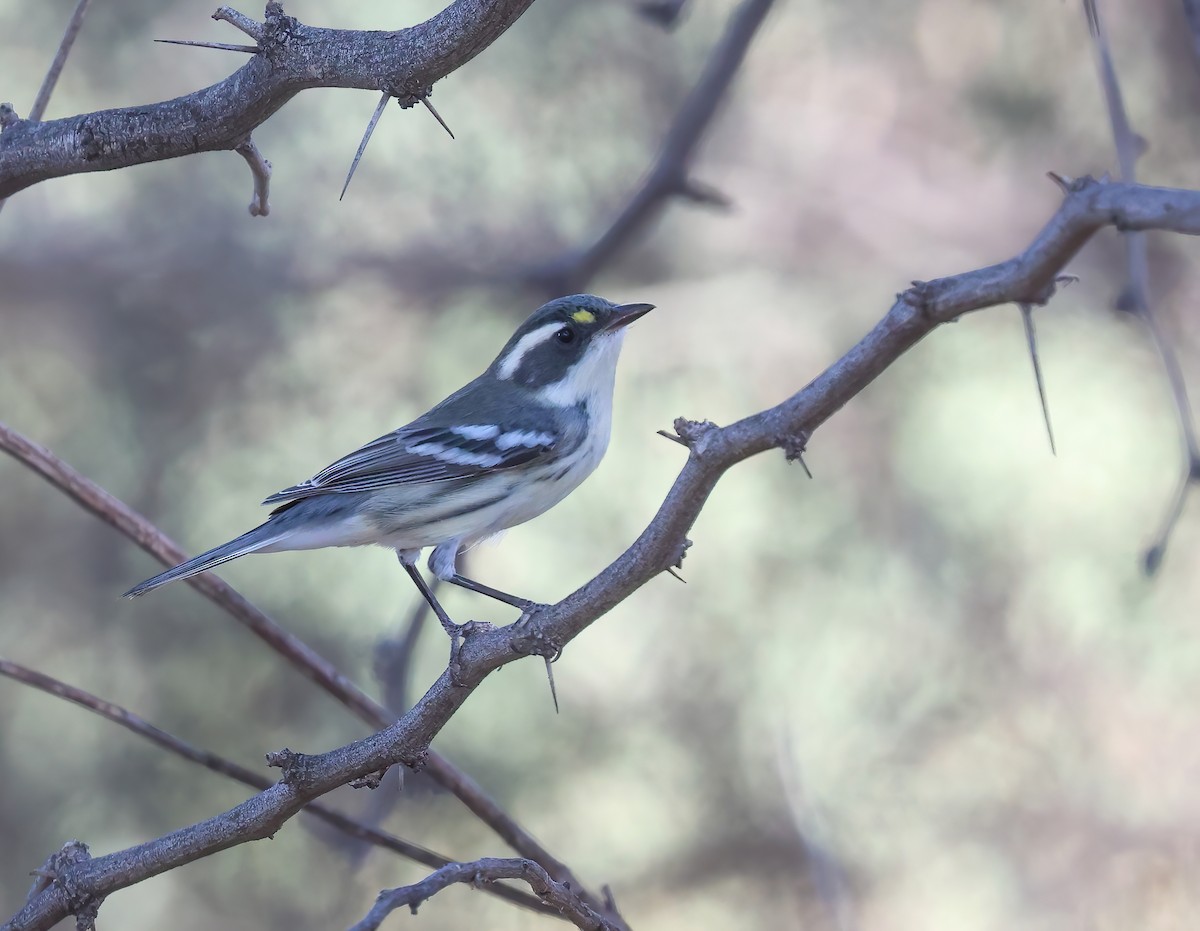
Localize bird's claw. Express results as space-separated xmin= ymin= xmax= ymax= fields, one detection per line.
xmin=445 ymin=620 xmax=494 ymax=685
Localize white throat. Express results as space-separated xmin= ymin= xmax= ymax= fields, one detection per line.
xmin=535 ymin=330 xmax=626 ymax=412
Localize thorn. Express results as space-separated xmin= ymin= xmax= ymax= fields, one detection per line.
xmin=1143 ymin=474 xmax=1193 ymax=576
xmin=543 ymin=654 xmax=559 ymax=715
xmin=666 ymin=566 xmax=686 ymax=584
xmin=154 ymin=38 xmax=258 ymax=53
xmin=419 ymin=96 xmax=455 ymax=140
xmin=340 ymin=91 xmax=390 ymax=201
xmin=677 ymin=177 xmax=732 ymax=210
xmin=657 ymin=429 xmax=689 ymax=447
xmin=1046 ymin=171 xmax=1073 ymax=194
xmin=781 ymin=432 xmax=813 ymax=476
xmin=1019 ymin=303 xmax=1056 ymax=456
xmin=1055 ymin=274 xmax=1080 ymax=289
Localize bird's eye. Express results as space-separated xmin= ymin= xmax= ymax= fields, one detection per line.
xmin=555 ymin=327 xmax=576 ymax=344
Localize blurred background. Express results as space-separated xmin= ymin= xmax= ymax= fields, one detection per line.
xmin=4 ymin=0 xmax=1200 ymax=928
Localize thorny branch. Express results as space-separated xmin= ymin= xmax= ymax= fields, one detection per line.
xmin=0 ymin=659 xmax=556 ymax=919
xmin=6 ymin=176 xmax=1200 ymax=931
xmin=1083 ymin=0 xmax=1200 ymax=571
xmin=349 ymin=857 xmax=620 ymax=931
xmin=526 ymin=0 xmax=776 ymax=294
xmin=0 ymin=421 xmax=615 ymax=926
xmin=0 ymin=0 xmax=537 ymax=201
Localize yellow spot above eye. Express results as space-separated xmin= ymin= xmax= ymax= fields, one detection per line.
xmin=571 ymin=310 xmax=596 ymax=324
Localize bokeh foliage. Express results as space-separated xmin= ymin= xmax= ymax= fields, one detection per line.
xmin=3 ymin=0 xmax=1200 ymax=928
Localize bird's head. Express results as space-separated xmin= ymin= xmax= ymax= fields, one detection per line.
xmin=488 ymin=294 xmax=654 ymax=406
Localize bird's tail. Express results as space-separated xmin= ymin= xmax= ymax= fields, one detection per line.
xmin=123 ymin=523 xmax=281 ymax=598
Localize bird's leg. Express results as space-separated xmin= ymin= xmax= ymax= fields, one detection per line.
xmin=399 ymin=556 xmax=482 ymax=679
xmin=446 ymin=573 xmax=539 ymax=613
xmin=400 ymin=559 xmax=458 ymax=637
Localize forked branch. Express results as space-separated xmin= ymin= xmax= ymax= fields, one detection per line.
xmin=349 ymin=858 xmax=619 ymax=931
xmin=7 ymin=176 xmax=1200 ymax=931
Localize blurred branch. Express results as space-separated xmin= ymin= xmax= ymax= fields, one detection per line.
xmin=0 ymin=658 xmax=556 ymax=919
xmin=1083 ymin=0 xmax=1200 ymax=572
xmin=349 ymin=858 xmax=619 ymax=931
xmin=637 ymin=0 xmax=689 ymax=30
xmin=8 ymin=176 xmax=1200 ymax=931
xmin=330 ymin=586 xmax=439 ymax=865
xmin=776 ymin=735 xmax=856 ymax=931
xmin=525 ymin=0 xmax=776 ymax=294
xmin=0 ymin=0 xmax=92 ymax=217
xmin=30 ymin=0 xmax=93 ymax=121
xmin=1183 ymin=0 xmax=1200 ymax=69
xmin=0 ymin=0 xmax=536 ymax=201
xmin=0 ymin=422 xmax=615 ymax=927
xmin=377 ymin=581 xmax=440 ymax=718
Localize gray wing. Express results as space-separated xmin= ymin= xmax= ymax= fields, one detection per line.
xmin=263 ymin=421 xmax=558 ymax=507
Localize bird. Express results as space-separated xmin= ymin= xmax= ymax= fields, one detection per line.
xmin=124 ymin=294 xmax=654 ymax=651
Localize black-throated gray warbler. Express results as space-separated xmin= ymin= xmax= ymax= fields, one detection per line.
xmin=124 ymin=294 xmax=653 ymax=643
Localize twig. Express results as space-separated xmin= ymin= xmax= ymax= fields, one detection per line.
xmin=349 ymin=858 xmax=621 ymax=931
xmin=526 ymin=0 xmax=776 ymax=293
xmin=1082 ymin=0 xmax=1200 ymax=571
xmin=9 ymin=176 xmax=1200 ymax=931
xmin=154 ymin=39 xmax=259 ymax=53
xmin=0 ymin=0 xmax=538 ymax=201
xmin=212 ymin=5 xmax=265 ymax=41
xmin=234 ymin=137 xmax=272 ymax=216
xmin=0 ymin=658 xmax=555 ymax=918
xmin=0 ymin=420 xmax=615 ymax=926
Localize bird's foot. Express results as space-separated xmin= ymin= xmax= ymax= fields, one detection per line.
xmin=515 ymin=600 xmax=548 ymax=624
xmin=444 ymin=619 xmax=494 ymax=685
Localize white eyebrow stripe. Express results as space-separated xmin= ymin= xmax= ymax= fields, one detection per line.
xmin=497 ymin=322 xmax=563 ymax=380
xmin=495 ymin=429 xmax=556 ymax=450
xmin=451 ymin=424 xmax=501 ymax=440
xmin=405 ymin=442 xmax=504 ymax=468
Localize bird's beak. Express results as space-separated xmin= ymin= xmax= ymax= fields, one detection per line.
xmin=603 ymin=302 xmax=655 ymax=332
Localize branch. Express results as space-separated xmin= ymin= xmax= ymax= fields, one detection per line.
xmin=0 ymin=422 xmax=611 ymax=922
xmin=7 ymin=176 xmax=1200 ymax=931
xmin=349 ymin=858 xmax=619 ymax=931
xmin=0 ymin=658 xmax=555 ymax=919
xmin=0 ymin=0 xmax=536 ymax=200
xmin=526 ymin=0 xmax=775 ymax=294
